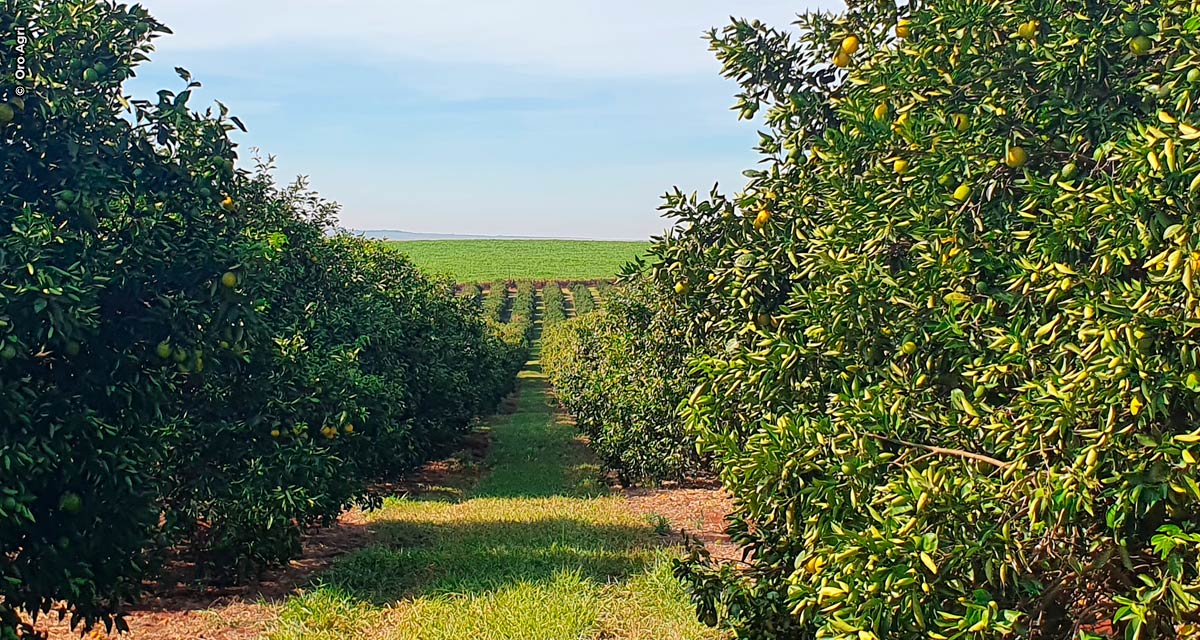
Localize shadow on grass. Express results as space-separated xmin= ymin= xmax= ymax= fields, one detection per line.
xmin=315 ymin=516 xmax=658 ymax=606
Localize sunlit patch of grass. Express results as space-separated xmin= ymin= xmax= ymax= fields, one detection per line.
xmin=265 ymin=366 xmax=725 ymax=640
xmin=271 ymin=588 xmax=383 ymax=640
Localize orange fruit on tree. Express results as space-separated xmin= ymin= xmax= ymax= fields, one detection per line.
xmin=1017 ymin=20 xmax=1039 ymax=40
xmin=754 ymin=209 xmax=772 ymax=229
xmin=1129 ymin=36 xmax=1152 ymax=56
xmin=952 ymin=184 xmax=972 ymax=202
xmin=840 ymin=35 xmax=860 ymax=55
xmin=833 ymin=51 xmax=851 ymax=68
xmin=220 ymin=271 xmax=238 ymax=288
xmin=1005 ymin=146 xmax=1028 ymax=168
xmin=895 ymin=20 xmax=911 ymax=38
xmin=893 ymin=159 xmax=911 ymax=174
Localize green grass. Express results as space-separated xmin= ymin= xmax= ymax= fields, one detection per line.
xmin=264 ymin=346 xmax=722 ymax=640
xmin=390 ymin=239 xmax=648 ymax=283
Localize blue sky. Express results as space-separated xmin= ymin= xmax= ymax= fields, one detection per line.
xmin=129 ymin=1 xmax=841 ymax=240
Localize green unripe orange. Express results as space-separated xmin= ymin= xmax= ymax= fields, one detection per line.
xmin=901 ymin=341 xmax=918 ymax=355
xmin=59 ymin=493 xmax=83 ymax=514
xmin=221 ymin=271 xmax=238 ymax=288
xmin=156 ymin=341 xmax=172 ymax=359
xmin=1129 ymin=36 xmax=1152 ymax=56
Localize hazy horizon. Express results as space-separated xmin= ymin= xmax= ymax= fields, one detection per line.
xmin=125 ymin=1 xmax=841 ymax=240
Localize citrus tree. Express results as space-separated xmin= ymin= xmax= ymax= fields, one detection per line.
xmin=542 ymin=276 xmax=706 ymax=483
xmin=0 ymin=2 xmax=256 ymax=634
xmin=652 ymin=0 xmax=1200 ymax=637
xmin=1 ymin=1 xmax=522 ymax=636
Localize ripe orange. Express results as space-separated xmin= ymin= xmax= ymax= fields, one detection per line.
xmin=1005 ymin=146 xmax=1028 ymax=168
xmin=344 ymin=424 xmax=354 ymax=434
xmin=901 ymin=341 xmax=918 ymax=355
xmin=841 ymin=35 xmax=860 ymax=55
xmin=833 ymin=51 xmax=851 ymax=68
xmin=221 ymin=196 xmax=236 ymax=212
xmin=271 ymin=429 xmax=281 ymax=438
xmin=893 ymin=159 xmax=911 ymax=174
xmin=754 ymin=209 xmax=772 ymax=229
xmin=896 ymin=21 xmax=911 ymax=38
xmin=675 ymin=281 xmax=690 ymax=295
xmin=873 ymin=103 xmax=890 ymax=121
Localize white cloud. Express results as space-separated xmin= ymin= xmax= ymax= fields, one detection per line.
xmin=137 ymin=0 xmax=841 ymax=76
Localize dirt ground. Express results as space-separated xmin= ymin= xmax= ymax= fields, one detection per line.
xmin=619 ymin=478 xmax=737 ymax=563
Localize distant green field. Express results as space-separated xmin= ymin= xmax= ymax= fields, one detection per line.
xmin=390 ymin=239 xmax=649 ymax=283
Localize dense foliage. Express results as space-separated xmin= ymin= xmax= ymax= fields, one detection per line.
xmin=482 ymin=281 xmax=508 ymax=322
xmin=647 ymin=0 xmax=1200 ymax=638
xmin=542 ymin=283 xmax=567 ymax=326
xmin=0 ymin=2 xmax=519 ymax=637
xmin=542 ymin=277 xmax=705 ymax=483
xmin=571 ymin=283 xmax=597 ymax=315
xmin=460 ymin=283 xmax=481 ymax=304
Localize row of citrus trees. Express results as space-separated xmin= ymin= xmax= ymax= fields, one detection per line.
xmin=542 ymin=276 xmax=704 ymax=483
xmin=545 ymin=0 xmax=1200 ymax=637
xmin=0 ymin=3 xmax=523 ymax=638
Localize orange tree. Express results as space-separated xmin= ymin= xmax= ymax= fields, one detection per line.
xmin=0 ymin=1 xmax=251 ymax=634
xmin=542 ymin=276 xmax=706 ymax=483
xmin=654 ymin=0 xmax=1200 ymax=638
xmin=1 ymin=1 xmax=521 ymax=636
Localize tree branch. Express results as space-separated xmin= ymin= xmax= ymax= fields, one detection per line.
xmin=867 ymin=433 xmax=1011 ymax=469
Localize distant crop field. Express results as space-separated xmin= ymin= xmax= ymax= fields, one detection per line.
xmin=391 ymin=239 xmax=649 ymax=283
